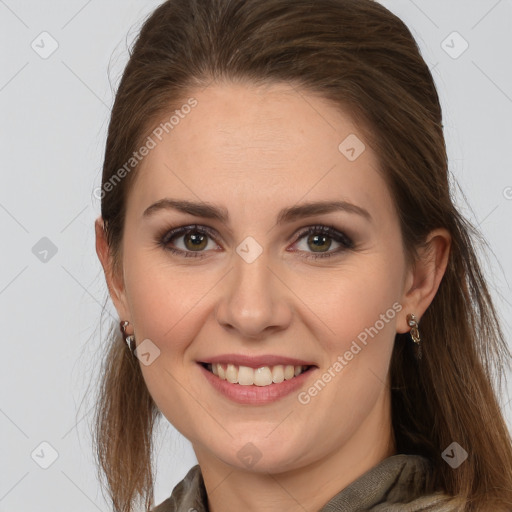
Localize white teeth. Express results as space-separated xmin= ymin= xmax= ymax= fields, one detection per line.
xmin=284 ymin=365 xmax=295 ymax=380
xmin=272 ymin=365 xmax=284 ymax=383
xmin=254 ymin=367 xmax=273 ymax=386
xmin=207 ymin=363 xmax=308 ymax=386
xmin=226 ymin=363 xmax=237 ymax=384
xmin=238 ymin=365 xmax=254 ymax=386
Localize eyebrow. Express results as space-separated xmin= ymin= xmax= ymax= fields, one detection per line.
xmin=142 ymin=198 xmax=372 ymax=224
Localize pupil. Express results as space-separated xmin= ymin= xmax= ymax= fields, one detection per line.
xmin=310 ymin=234 xmax=330 ymax=252
xmin=186 ymin=232 xmax=206 ymax=249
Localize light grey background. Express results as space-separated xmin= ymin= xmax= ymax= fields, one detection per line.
xmin=1 ymin=1 xmax=511 ymax=510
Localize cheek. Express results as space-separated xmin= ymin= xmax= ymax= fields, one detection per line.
xmin=295 ymin=253 xmax=403 ymax=422
xmin=122 ymin=254 xmax=211 ymax=430
xmin=300 ymin=257 xmax=403 ymax=351
xmin=123 ymin=247 xmax=215 ymax=348
xmin=293 ymin=263 xmax=400 ymax=432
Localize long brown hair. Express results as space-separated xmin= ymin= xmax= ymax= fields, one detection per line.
xmin=92 ymin=0 xmax=512 ymax=510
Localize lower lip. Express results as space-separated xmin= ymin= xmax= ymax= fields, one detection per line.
xmin=198 ymin=364 xmax=316 ymax=405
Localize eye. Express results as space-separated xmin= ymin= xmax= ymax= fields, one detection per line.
xmin=290 ymin=224 xmax=354 ymax=259
xmin=157 ymin=223 xmax=354 ymax=260
xmin=158 ymin=224 xmax=219 ymax=258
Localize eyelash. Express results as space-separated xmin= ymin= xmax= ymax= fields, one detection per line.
xmin=157 ymin=224 xmax=354 ymax=260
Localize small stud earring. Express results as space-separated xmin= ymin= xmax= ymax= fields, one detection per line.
xmin=120 ymin=320 xmax=136 ymax=353
xmin=407 ymin=313 xmax=422 ymax=360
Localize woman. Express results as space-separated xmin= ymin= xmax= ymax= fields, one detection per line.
xmin=93 ymin=0 xmax=512 ymax=510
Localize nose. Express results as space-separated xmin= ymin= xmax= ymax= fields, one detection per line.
xmin=215 ymin=250 xmax=293 ymax=339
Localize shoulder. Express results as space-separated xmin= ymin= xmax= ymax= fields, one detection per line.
xmin=151 ymin=456 xmax=464 ymax=512
xmin=151 ymin=465 xmax=207 ymax=512
xmin=368 ymin=454 xmax=464 ymax=511
xmin=320 ymin=454 xmax=462 ymax=512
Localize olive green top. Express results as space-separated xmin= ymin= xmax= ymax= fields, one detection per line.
xmin=152 ymin=454 xmax=460 ymax=511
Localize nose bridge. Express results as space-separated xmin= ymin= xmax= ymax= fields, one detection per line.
xmin=215 ymin=243 xmax=291 ymax=337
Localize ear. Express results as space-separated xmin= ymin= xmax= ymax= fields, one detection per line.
xmin=95 ymin=216 xmax=130 ymax=321
xmin=396 ymin=228 xmax=451 ymax=333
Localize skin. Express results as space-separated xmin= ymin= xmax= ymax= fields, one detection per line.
xmin=95 ymin=81 xmax=451 ymax=512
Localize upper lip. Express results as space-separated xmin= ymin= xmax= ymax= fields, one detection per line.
xmin=198 ymin=354 xmax=317 ymax=368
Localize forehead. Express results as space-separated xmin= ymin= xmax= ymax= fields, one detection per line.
xmin=128 ymin=82 xmax=391 ymax=220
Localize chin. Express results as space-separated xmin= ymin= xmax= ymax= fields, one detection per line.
xmin=210 ymin=438 xmax=307 ymax=474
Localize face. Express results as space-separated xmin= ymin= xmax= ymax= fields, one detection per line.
xmin=105 ymin=81 xmax=412 ymax=474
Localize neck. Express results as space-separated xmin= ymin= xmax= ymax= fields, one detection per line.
xmin=194 ymin=389 xmax=396 ymax=512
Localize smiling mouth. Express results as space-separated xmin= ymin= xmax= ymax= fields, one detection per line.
xmin=200 ymin=362 xmax=314 ymax=386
